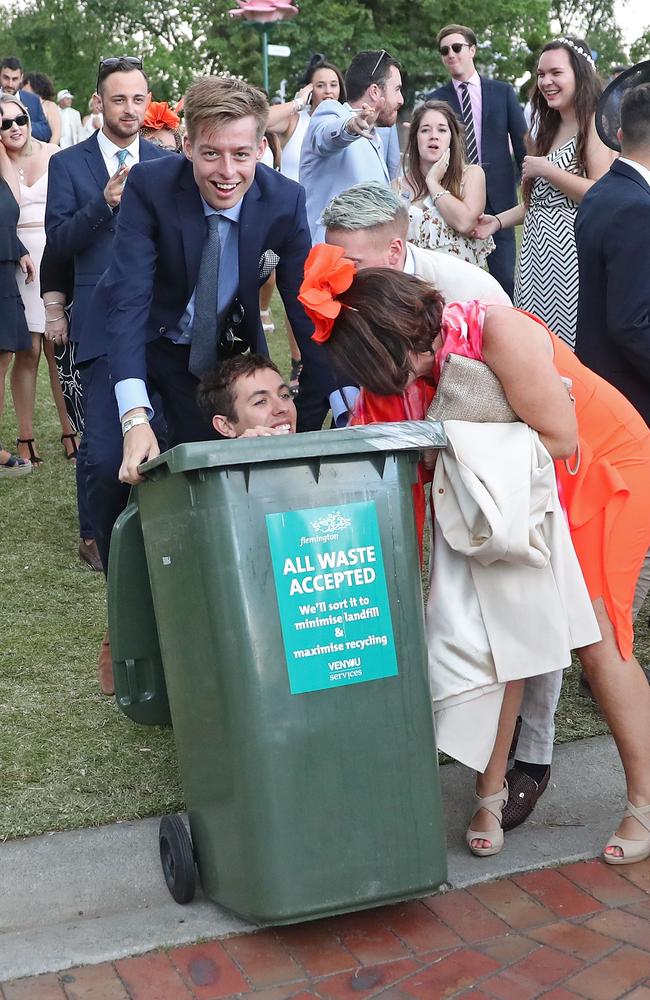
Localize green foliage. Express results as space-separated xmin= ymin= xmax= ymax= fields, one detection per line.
xmin=0 ymin=0 xmax=107 ymax=108
xmin=630 ymin=31 xmax=650 ymax=63
xmin=1 ymin=0 xmax=552 ymax=112
xmin=549 ymin=0 xmax=628 ymax=75
xmin=0 ymin=0 xmax=634 ymax=123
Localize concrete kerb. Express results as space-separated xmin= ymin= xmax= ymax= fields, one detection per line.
xmin=0 ymin=734 xmax=625 ymax=982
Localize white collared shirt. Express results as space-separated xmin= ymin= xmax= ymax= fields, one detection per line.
xmin=96 ymin=129 xmax=140 ymax=179
xmin=619 ymin=157 xmax=650 ymax=189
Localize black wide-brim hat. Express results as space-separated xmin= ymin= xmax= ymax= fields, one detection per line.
xmin=596 ymin=60 xmax=650 ymax=151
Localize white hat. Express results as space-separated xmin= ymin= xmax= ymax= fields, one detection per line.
xmin=57 ymin=89 xmax=74 ymax=102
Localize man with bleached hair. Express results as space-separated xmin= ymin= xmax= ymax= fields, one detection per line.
xmin=322 ymin=181 xmax=511 ymax=306
xmin=321 ymin=180 xmax=510 ymax=425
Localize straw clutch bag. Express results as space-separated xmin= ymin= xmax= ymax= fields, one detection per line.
xmin=426 ymin=353 xmax=518 ymax=423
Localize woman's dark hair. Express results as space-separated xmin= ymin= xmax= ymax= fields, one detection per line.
xmin=265 ymin=128 xmax=282 ymax=169
xmin=404 ymin=99 xmax=467 ymax=201
xmin=24 ymin=71 xmax=55 ymax=101
xmin=300 ymin=55 xmax=346 ymax=103
xmin=525 ymin=37 xmax=603 ymax=205
xmin=326 ymin=269 xmax=444 ymax=395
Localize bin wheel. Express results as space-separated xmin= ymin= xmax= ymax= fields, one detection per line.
xmin=159 ymin=814 xmax=196 ymax=904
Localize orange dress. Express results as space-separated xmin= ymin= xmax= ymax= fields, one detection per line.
xmin=551 ymin=334 xmax=650 ymax=659
xmin=354 ymin=301 xmax=650 ymax=660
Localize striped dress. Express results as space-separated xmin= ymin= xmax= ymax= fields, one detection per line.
xmin=515 ymin=136 xmax=580 ymax=349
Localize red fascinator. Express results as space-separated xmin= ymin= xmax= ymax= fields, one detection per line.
xmin=298 ymin=244 xmax=356 ymax=343
xmin=143 ymin=101 xmax=181 ymax=130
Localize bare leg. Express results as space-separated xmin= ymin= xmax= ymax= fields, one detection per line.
xmin=11 ymin=332 xmax=42 ymax=459
xmin=471 ymin=679 xmax=525 ymax=850
xmin=42 ymin=338 xmax=77 ymax=452
xmin=286 ymin=319 xmax=301 ymax=363
xmin=259 ymin=271 xmax=276 ymax=312
xmin=577 ymin=597 xmax=650 ymax=855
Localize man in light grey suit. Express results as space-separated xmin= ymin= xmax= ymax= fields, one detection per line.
xmin=300 ymin=50 xmax=403 ymax=243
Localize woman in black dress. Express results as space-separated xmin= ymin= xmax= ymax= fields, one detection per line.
xmin=0 ymin=157 xmax=35 ymax=476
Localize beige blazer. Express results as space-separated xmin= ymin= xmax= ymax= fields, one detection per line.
xmin=427 ymin=421 xmax=600 ymax=771
xmin=409 ymin=242 xmax=512 ymax=306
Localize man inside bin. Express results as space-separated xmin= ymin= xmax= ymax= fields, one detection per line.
xmin=197 ymin=354 xmax=297 ymax=438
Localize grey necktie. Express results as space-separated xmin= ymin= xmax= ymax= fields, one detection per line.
xmin=459 ymin=83 xmax=479 ymax=165
xmin=189 ymin=215 xmax=221 ymax=378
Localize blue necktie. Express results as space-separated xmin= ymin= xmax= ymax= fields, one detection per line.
xmin=116 ymin=148 xmax=128 ymax=169
xmin=189 ymin=215 xmax=221 ymax=378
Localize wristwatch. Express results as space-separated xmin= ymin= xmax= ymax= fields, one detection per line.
xmin=121 ymin=414 xmax=150 ymax=437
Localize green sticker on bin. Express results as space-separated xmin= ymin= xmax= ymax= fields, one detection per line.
xmin=266 ymin=500 xmax=398 ymax=694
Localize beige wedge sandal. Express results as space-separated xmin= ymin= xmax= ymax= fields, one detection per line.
xmin=466 ymin=782 xmax=509 ymax=857
xmin=603 ymin=801 xmax=650 ymax=866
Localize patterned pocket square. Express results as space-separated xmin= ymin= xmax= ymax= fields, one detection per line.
xmin=259 ymin=249 xmax=280 ymax=281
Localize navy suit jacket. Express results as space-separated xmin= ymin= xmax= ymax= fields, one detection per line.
xmin=97 ymin=155 xmax=320 ymax=394
xmin=427 ymin=77 xmax=527 ymax=216
xmin=44 ymin=131 xmax=167 ymax=362
xmin=575 ymin=159 xmax=650 ymax=426
xmin=18 ymin=88 xmax=51 ymax=142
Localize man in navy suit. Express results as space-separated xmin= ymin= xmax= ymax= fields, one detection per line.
xmin=576 ymin=83 xmax=650 ymax=428
xmin=0 ymin=56 xmax=51 ymax=140
xmin=427 ymin=24 xmax=527 ymax=298
xmin=91 ymin=76 xmax=316 ymax=522
xmin=45 ymin=56 xmax=167 ymax=692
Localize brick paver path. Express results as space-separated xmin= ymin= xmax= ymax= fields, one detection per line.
xmin=3 ymin=859 xmax=650 ymax=999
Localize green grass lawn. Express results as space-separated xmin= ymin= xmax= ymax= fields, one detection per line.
xmin=1 ymin=307 xmax=647 ymax=841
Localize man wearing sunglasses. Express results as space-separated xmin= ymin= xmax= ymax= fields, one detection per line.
xmin=300 ymin=49 xmax=404 ymax=247
xmin=426 ymin=24 xmax=527 ymax=299
xmin=44 ymin=55 xmax=168 ymax=693
xmin=0 ymin=56 xmax=52 ymax=141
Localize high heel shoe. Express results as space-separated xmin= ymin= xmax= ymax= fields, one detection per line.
xmin=602 ymin=801 xmax=650 ymax=865
xmin=466 ymin=782 xmax=508 ymax=857
xmin=16 ymin=438 xmax=43 ymax=465
xmin=61 ymin=433 xmax=79 ymax=461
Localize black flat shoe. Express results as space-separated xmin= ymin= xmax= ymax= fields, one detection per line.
xmin=502 ymin=765 xmax=551 ymax=832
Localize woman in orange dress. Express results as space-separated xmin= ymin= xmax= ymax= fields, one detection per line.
xmin=299 ymin=245 xmax=650 ymax=865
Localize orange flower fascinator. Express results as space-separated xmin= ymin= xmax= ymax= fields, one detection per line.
xmin=143 ymin=101 xmax=181 ymax=130
xmin=298 ymin=244 xmax=356 ymax=343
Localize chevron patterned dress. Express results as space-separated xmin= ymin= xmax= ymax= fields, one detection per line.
xmin=515 ymin=136 xmax=580 ymax=349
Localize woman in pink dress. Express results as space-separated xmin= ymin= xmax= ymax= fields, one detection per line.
xmin=0 ymin=95 xmax=78 ymax=464
xmin=299 ymin=245 xmax=650 ymax=866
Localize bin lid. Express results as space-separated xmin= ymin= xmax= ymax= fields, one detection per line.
xmin=139 ymin=420 xmax=446 ymax=476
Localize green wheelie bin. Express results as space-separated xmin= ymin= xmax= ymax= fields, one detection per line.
xmin=108 ymin=498 xmax=171 ymax=727
xmin=134 ymin=421 xmax=448 ymax=923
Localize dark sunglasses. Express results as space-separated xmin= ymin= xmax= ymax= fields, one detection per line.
xmin=1 ymin=114 xmax=28 ymax=131
xmin=370 ymin=49 xmax=387 ymax=78
xmin=440 ymin=42 xmax=471 ymax=56
xmin=96 ymin=56 xmax=143 ymax=88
